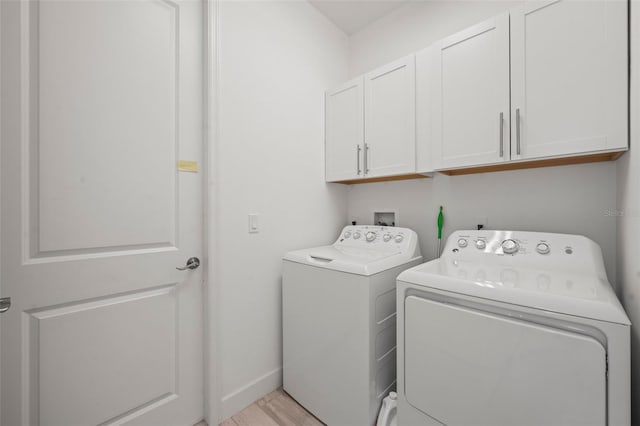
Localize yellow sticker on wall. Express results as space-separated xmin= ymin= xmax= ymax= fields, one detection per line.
xmin=177 ymin=160 xmax=198 ymax=172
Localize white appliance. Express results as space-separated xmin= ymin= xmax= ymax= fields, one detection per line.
xmin=283 ymin=225 xmax=422 ymax=426
xmin=396 ymin=230 xmax=630 ymax=426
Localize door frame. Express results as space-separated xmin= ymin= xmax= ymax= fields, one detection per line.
xmin=0 ymin=0 xmax=4 ymax=421
xmin=204 ymin=0 xmax=220 ymax=425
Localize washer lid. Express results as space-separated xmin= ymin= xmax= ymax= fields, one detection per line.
xmin=284 ymin=245 xmax=414 ymax=276
xmin=398 ymin=257 xmax=630 ymax=324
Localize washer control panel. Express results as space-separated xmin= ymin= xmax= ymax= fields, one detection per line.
xmin=337 ymin=225 xmax=414 ymax=250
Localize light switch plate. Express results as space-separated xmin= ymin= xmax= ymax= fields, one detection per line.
xmin=248 ymin=213 xmax=259 ymax=233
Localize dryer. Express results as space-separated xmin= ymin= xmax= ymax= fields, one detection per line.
xmin=396 ymin=230 xmax=630 ymax=426
xmin=283 ymin=225 xmax=422 ymax=426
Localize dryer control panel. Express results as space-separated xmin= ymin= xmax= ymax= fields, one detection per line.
xmin=397 ymin=229 xmax=627 ymax=324
xmin=444 ymin=230 xmax=606 ymax=278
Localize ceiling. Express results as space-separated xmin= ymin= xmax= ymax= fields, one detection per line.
xmin=308 ymin=0 xmax=409 ymax=35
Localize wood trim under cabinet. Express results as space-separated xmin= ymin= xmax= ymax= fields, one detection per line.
xmin=438 ymin=151 xmax=625 ymax=176
xmin=332 ymin=173 xmax=431 ymax=185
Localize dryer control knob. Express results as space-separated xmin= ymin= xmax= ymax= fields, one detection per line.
xmin=475 ymin=240 xmax=486 ymax=250
xmin=536 ymin=242 xmax=550 ymax=255
xmin=383 ymin=234 xmax=392 ymax=242
xmin=394 ymin=234 xmax=404 ymax=243
xmin=366 ymin=231 xmax=376 ymax=242
xmin=343 ymin=231 xmax=351 ymax=239
xmin=458 ymin=238 xmax=468 ymax=248
xmin=501 ymin=239 xmax=519 ymax=254
xmin=353 ymin=232 xmax=361 ymax=240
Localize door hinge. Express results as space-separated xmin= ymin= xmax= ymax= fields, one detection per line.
xmin=0 ymin=297 xmax=11 ymax=313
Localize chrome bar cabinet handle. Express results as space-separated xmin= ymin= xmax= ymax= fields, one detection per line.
xmin=499 ymin=112 xmax=504 ymax=157
xmin=364 ymin=143 xmax=369 ymax=175
xmin=516 ymin=108 xmax=521 ymax=156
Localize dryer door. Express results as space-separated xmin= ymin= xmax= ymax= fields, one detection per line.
xmin=404 ymin=296 xmax=606 ymax=426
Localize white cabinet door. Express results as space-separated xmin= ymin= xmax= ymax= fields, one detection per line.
xmin=325 ymin=78 xmax=364 ymax=182
xmin=432 ymin=13 xmax=510 ymax=170
xmin=415 ymin=46 xmax=434 ymax=174
xmin=364 ymin=56 xmax=416 ymax=177
xmin=510 ymin=0 xmax=628 ymax=160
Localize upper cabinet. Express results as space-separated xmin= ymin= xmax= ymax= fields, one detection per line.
xmin=325 ymin=78 xmax=364 ymax=182
xmin=364 ymin=56 xmax=416 ymax=178
xmin=432 ymin=0 xmax=628 ymax=173
xmin=431 ymin=13 xmax=510 ymax=170
xmin=415 ymin=46 xmax=434 ymax=174
xmin=326 ymin=0 xmax=628 ymax=180
xmin=325 ymin=55 xmax=426 ymax=183
xmin=510 ymin=0 xmax=628 ymax=161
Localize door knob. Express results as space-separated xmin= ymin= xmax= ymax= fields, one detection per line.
xmin=0 ymin=297 xmax=11 ymax=314
xmin=176 ymin=257 xmax=200 ymax=271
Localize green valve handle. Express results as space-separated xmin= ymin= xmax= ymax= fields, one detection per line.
xmin=437 ymin=206 xmax=444 ymax=240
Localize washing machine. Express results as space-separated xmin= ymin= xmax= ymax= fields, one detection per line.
xmin=283 ymin=225 xmax=422 ymax=426
xmin=396 ymin=230 xmax=630 ymax=426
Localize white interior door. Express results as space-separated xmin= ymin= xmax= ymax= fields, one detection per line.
xmin=431 ymin=12 xmax=510 ymax=170
xmin=1 ymin=1 xmax=204 ymax=425
xmin=510 ymin=0 xmax=628 ymax=161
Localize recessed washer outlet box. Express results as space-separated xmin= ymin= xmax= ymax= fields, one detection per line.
xmin=373 ymin=210 xmax=398 ymax=227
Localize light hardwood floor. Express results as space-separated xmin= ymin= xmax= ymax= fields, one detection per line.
xmin=195 ymin=389 xmax=325 ymax=426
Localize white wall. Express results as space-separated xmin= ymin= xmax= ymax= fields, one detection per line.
xmin=617 ymin=1 xmax=640 ymax=422
xmin=348 ymin=164 xmax=618 ymax=276
xmin=216 ymin=1 xmax=348 ymax=419
xmin=349 ymin=1 xmax=519 ymax=76
xmin=346 ymin=0 xmax=619 ymax=283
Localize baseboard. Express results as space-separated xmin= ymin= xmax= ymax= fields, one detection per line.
xmin=220 ymin=367 xmax=283 ymax=421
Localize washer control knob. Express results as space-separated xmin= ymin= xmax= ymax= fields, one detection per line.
xmin=366 ymin=231 xmax=376 ymax=242
xmin=501 ymin=239 xmax=519 ymax=254
xmin=343 ymin=231 xmax=351 ymax=239
xmin=394 ymin=234 xmax=404 ymax=243
xmin=536 ymin=242 xmax=550 ymax=255
xmin=457 ymin=238 xmax=468 ymax=248
xmin=475 ymin=240 xmax=486 ymax=250
xmin=353 ymin=232 xmax=361 ymax=240
xmin=383 ymin=234 xmax=392 ymax=242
